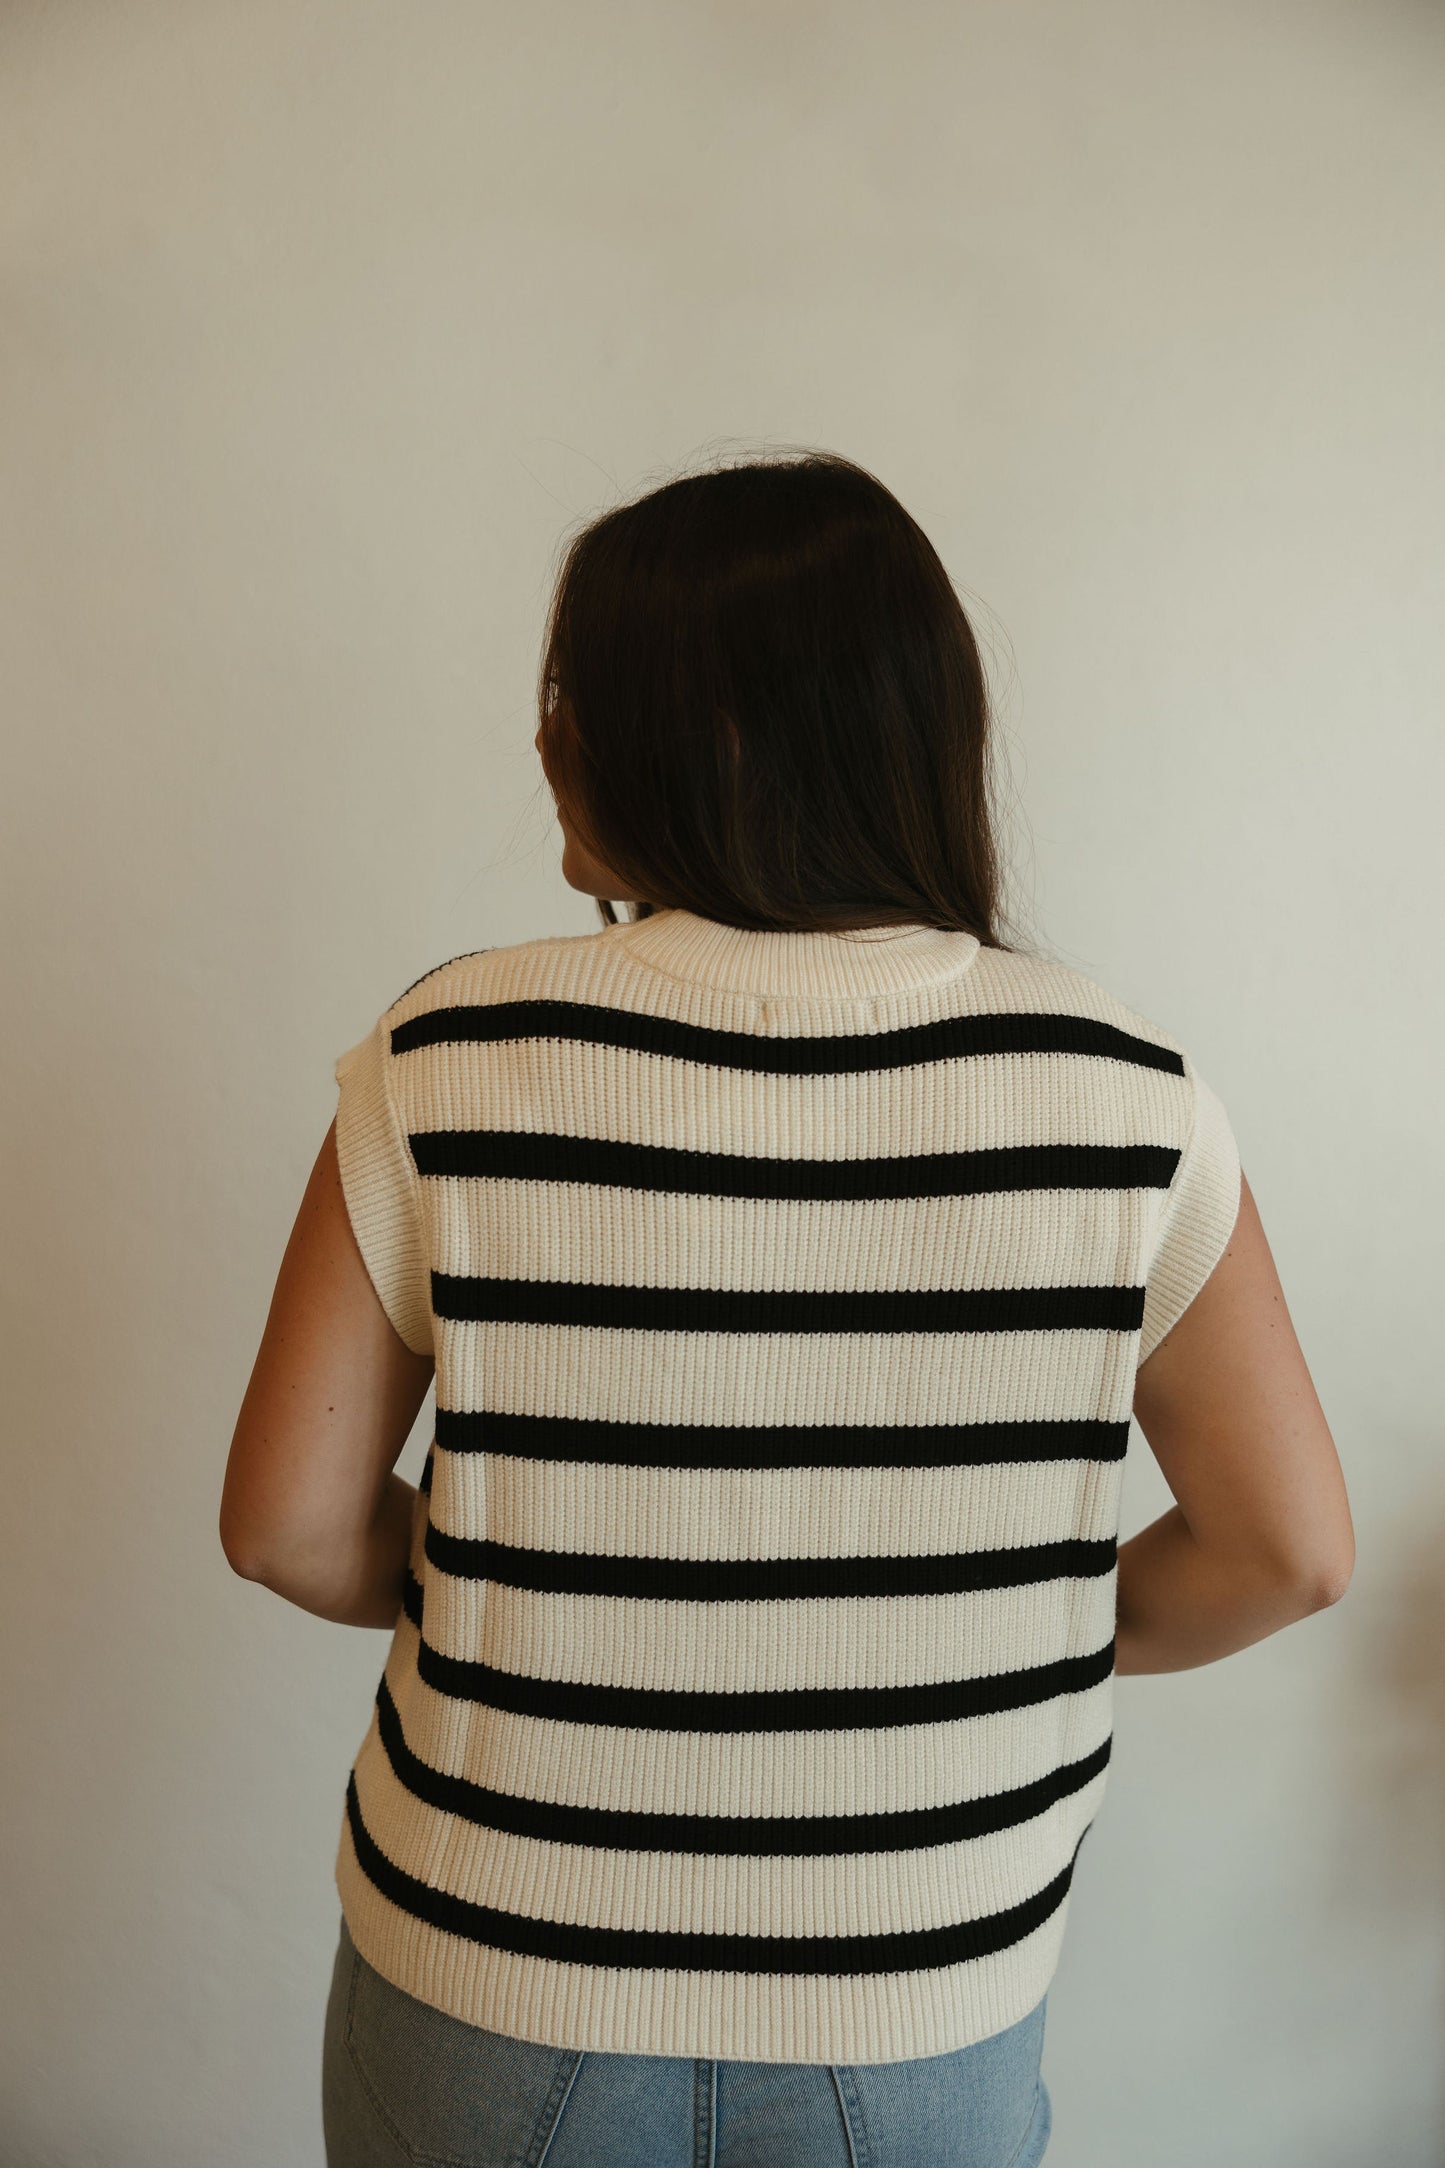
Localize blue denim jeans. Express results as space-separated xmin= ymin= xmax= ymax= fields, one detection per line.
xmin=322 ymin=1913 xmax=1053 ymax=2166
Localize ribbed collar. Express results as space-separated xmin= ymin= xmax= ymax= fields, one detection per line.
xmin=608 ymin=906 xmax=982 ymax=997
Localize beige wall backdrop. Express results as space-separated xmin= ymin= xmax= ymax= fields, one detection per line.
xmin=3 ymin=2 xmax=1441 ymax=2161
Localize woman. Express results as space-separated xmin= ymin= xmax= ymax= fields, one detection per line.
xmin=221 ymin=451 xmax=1354 ymax=2166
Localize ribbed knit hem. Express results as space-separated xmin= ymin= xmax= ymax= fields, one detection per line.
xmin=333 ymin=1776 xmax=1090 ymax=2065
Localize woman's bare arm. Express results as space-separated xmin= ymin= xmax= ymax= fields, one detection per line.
xmin=1117 ymin=1168 xmax=1354 ymax=1675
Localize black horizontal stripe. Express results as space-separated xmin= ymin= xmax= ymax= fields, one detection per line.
xmin=430 ymin=1409 xmax=1131 ymax=1469
xmin=422 ymin=1525 xmax=1116 ymax=1603
xmin=400 ymin=1565 xmax=1117 ymax=1729
xmin=409 ymin=1128 xmax=1179 ymax=1200
xmin=430 ymin=1274 xmax=1147 ymax=1335
xmin=371 ymin=1667 xmax=1112 ymax=1857
xmin=345 ymin=1770 xmax=1096 ymax=1975
xmin=391 ymin=998 xmax=1186 ymax=1079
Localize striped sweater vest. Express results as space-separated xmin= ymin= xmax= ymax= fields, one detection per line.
xmin=329 ymin=906 xmax=1241 ymax=2065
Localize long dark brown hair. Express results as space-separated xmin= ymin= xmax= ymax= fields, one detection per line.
xmin=535 ymin=448 xmax=1032 ymax=952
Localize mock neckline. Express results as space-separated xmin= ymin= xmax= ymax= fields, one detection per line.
xmin=607 ymin=906 xmax=983 ymax=998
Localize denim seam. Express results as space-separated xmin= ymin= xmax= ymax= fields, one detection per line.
xmin=342 ymin=1944 xmax=425 ymax=2164
xmin=1001 ymin=2078 xmax=1047 ymax=2168
xmin=529 ymin=2051 xmax=587 ymax=2168
xmin=829 ymin=2063 xmax=869 ymax=2168
xmin=343 ymin=1940 xmax=588 ymax=2168
xmin=692 ymin=2057 xmax=717 ymax=2168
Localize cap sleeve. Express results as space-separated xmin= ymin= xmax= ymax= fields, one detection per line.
xmin=1138 ymin=1058 xmax=1242 ymax=1367
xmin=333 ymin=1015 xmax=435 ymax=1358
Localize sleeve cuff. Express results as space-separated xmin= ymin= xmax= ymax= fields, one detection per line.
xmin=1138 ymin=1068 xmax=1242 ymax=1366
xmin=334 ymin=1021 xmax=435 ymax=1358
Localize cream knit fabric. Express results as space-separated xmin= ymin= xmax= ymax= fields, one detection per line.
xmin=329 ymin=907 xmax=1241 ymax=2065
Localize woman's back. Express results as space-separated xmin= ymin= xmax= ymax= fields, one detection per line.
xmin=329 ymin=905 xmax=1243 ymax=2068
